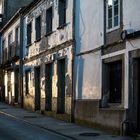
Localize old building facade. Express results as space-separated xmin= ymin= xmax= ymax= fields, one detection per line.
xmin=1 ymin=0 xmax=140 ymax=136
xmin=22 ymin=0 xmax=74 ymax=121
xmin=0 ymin=0 xmax=34 ymax=103
xmin=74 ymin=0 xmax=140 ymax=135
xmin=0 ymin=13 xmax=21 ymax=104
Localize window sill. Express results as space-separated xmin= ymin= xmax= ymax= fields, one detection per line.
xmin=57 ymin=23 xmax=67 ymax=30
xmin=106 ymin=26 xmax=120 ymax=33
xmin=100 ymin=103 xmax=124 ymax=111
xmin=45 ymin=31 xmax=53 ymax=37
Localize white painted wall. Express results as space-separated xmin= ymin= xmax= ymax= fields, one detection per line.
xmin=123 ymin=0 xmax=140 ymax=31
xmin=74 ymin=0 xmax=103 ymax=99
xmin=75 ymin=0 xmax=104 ymax=54
xmin=75 ymin=51 xmax=102 ymax=99
xmin=123 ymin=0 xmax=140 ymax=108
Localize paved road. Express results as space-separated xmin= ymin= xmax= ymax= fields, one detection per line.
xmin=0 ymin=113 xmax=72 ymax=140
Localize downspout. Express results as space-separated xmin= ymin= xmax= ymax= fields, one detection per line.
xmin=19 ymin=12 xmax=24 ymax=108
xmin=103 ymin=0 xmax=106 ymax=53
xmin=101 ymin=0 xmax=107 ymax=107
xmin=71 ymin=0 xmax=76 ymax=123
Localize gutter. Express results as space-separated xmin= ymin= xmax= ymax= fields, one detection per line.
xmin=126 ymin=30 xmax=140 ymax=40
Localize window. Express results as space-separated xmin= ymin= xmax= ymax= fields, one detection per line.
xmin=27 ymin=22 xmax=32 ymax=45
xmin=102 ymin=60 xmax=122 ymax=105
xmin=8 ymin=32 xmax=13 ymax=57
xmin=8 ymin=32 xmax=13 ymax=46
xmin=2 ymin=39 xmax=5 ymax=61
xmin=58 ymin=0 xmax=66 ymax=27
xmin=35 ymin=16 xmax=41 ymax=41
xmin=25 ymin=70 xmax=31 ymax=95
xmin=0 ymin=0 xmax=4 ymax=14
xmin=106 ymin=0 xmax=120 ymax=30
xmin=15 ymin=26 xmax=20 ymax=46
xmin=46 ymin=7 xmax=53 ymax=34
xmin=108 ymin=61 xmax=122 ymax=103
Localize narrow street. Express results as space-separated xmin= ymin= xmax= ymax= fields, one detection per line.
xmin=0 ymin=103 xmax=135 ymax=140
xmin=0 ymin=113 xmax=72 ymax=140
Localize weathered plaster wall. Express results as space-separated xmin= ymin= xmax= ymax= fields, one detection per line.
xmin=23 ymin=0 xmax=73 ymax=59
xmin=74 ymin=0 xmax=103 ymax=100
xmin=75 ymin=51 xmax=102 ymax=100
xmin=23 ymin=0 xmax=73 ymax=114
xmin=2 ymin=19 xmax=20 ymax=48
xmin=75 ymin=0 xmax=103 ymax=54
xmin=2 ymin=18 xmax=20 ymax=104
xmin=123 ymin=0 xmax=140 ymax=31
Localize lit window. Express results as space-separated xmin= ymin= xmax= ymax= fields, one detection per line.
xmin=106 ymin=0 xmax=120 ymax=30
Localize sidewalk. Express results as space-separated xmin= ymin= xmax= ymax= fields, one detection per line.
xmin=0 ymin=102 xmax=136 ymax=140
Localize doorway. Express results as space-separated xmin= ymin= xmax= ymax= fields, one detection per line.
xmin=45 ymin=63 xmax=53 ymax=111
xmin=14 ymin=68 xmax=19 ymax=103
xmin=133 ymin=58 xmax=140 ymax=133
xmin=57 ymin=59 xmax=65 ymax=114
xmin=34 ymin=66 xmax=41 ymax=111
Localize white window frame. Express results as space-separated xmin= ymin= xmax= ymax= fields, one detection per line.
xmin=106 ymin=0 xmax=120 ymax=32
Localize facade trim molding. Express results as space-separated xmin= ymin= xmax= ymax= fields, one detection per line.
xmin=24 ymin=40 xmax=73 ymax=64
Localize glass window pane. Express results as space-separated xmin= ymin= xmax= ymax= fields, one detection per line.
xmin=114 ymin=0 xmax=118 ymax=6
xmin=114 ymin=5 xmax=118 ymax=16
xmin=114 ymin=16 xmax=119 ymax=26
xmin=108 ymin=8 xmax=112 ymax=18
xmin=108 ymin=18 xmax=112 ymax=29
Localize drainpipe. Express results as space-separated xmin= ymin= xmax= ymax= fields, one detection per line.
xmin=103 ymin=0 xmax=106 ymax=53
xmin=71 ymin=0 xmax=76 ymax=123
xmin=19 ymin=12 xmax=24 ymax=108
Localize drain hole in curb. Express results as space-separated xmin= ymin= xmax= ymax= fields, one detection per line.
xmin=79 ymin=133 xmax=100 ymax=137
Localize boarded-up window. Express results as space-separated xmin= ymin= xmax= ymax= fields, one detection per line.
xmin=27 ymin=22 xmax=32 ymax=45
xmin=58 ymin=0 xmax=66 ymax=27
xmin=46 ymin=7 xmax=53 ymax=34
xmin=35 ymin=16 xmax=41 ymax=40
